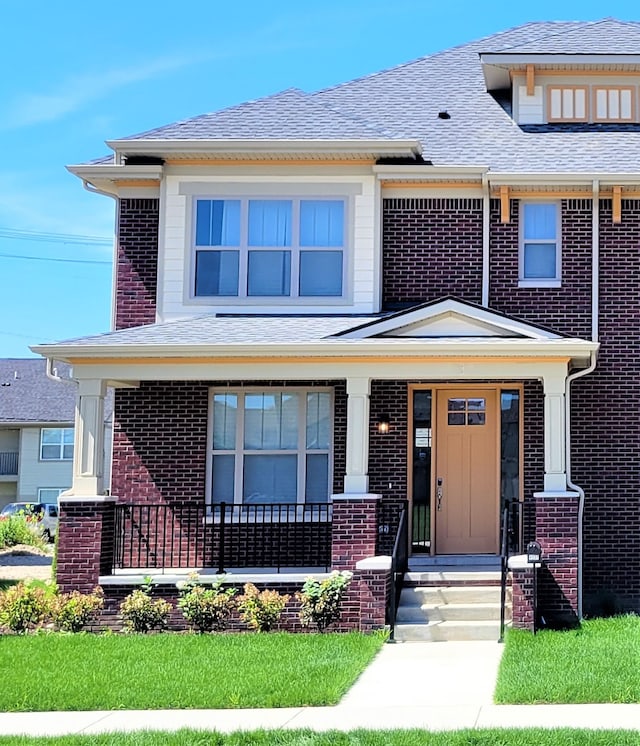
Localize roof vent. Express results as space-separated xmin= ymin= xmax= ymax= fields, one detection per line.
xmin=438 ymin=110 xmax=451 ymax=120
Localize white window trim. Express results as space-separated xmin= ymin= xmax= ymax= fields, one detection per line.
xmin=206 ymin=387 xmax=334 ymax=511
xmin=183 ymin=185 xmax=356 ymax=308
xmin=39 ymin=427 xmax=74 ymax=461
xmin=518 ymin=201 xmax=562 ymax=288
xmin=37 ymin=488 xmax=65 ymax=503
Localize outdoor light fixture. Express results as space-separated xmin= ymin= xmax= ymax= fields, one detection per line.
xmin=377 ymin=415 xmax=390 ymax=434
xmin=527 ymin=541 xmax=543 ymax=564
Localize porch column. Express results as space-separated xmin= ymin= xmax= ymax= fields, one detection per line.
xmin=542 ymin=369 xmax=568 ymax=492
xmin=343 ymin=376 xmax=371 ymax=493
xmin=70 ymin=378 xmax=107 ymax=497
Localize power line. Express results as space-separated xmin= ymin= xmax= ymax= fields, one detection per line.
xmin=0 ymin=252 xmax=111 ymax=266
xmin=0 ymin=227 xmax=112 ymax=246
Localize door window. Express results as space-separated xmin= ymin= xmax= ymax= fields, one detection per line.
xmin=447 ymin=398 xmax=486 ymax=426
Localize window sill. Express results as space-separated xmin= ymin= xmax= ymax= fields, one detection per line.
xmin=517 ymin=280 xmax=561 ymax=289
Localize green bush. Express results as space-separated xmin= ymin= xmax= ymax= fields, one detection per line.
xmin=52 ymin=587 xmax=104 ymax=632
xmin=297 ymin=570 xmax=353 ymax=632
xmin=177 ymin=574 xmax=236 ymax=633
xmin=0 ymin=581 xmax=51 ymax=632
xmin=0 ymin=513 xmax=47 ymax=550
xmin=237 ymin=582 xmax=289 ymax=632
xmin=120 ymin=580 xmax=171 ymax=633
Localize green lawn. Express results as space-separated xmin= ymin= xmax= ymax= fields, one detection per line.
xmin=0 ymin=730 xmax=639 ymax=746
xmin=495 ymin=615 xmax=640 ymax=704
xmin=0 ymin=631 xmax=385 ymax=711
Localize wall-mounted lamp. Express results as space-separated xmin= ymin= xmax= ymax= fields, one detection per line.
xmin=377 ymin=415 xmax=390 ymax=434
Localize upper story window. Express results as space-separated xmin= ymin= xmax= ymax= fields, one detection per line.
xmin=194 ymin=197 xmax=346 ymax=299
xmin=594 ymin=86 xmax=635 ymax=122
xmin=40 ymin=428 xmax=74 ymax=461
xmin=547 ymin=86 xmax=588 ymax=122
xmin=209 ymin=388 xmax=332 ymax=506
xmin=519 ymin=202 xmax=561 ymax=287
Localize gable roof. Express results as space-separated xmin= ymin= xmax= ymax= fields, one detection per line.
xmin=0 ymin=359 xmax=75 ymax=424
xmin=97 ymin=19 xmax=640 ymax=174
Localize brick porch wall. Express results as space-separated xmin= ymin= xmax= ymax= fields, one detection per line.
xmin=115 ymin=198 xmax=159 ymax=330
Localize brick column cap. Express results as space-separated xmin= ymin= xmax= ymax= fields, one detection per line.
xmin=356 ymin=556 xmax=392 ymax=571
xmin=532 ymin=491 xmax=580 ymax=499
xmin=331 ymin=493 xmax=383 ymax=502
xmin=59 ymin=495 xmax=117 ymax=504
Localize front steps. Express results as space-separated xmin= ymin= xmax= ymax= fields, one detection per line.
xmin=393 ymin=556 xmax=509 ymax=642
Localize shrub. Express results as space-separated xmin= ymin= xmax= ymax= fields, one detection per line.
xmin=52 ymin=587 xmax=104 ymax=632
xmin=297 ymin=570 xmax=353 ymax=632
xmin=120 ymin=579 xmax=171 ymax=633
xmin=177 ymin=574 xmax=236 ymax=633
xmin=0 ymin=581 xmax=51 ymax=633
xmin=237 ymin=583 xmax=289 ymax=632
xmin=0 ymin=513 xmax=46 ymax=550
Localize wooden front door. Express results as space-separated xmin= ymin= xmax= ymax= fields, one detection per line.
xmin=435 ymin=389 xmax=499 ymax=554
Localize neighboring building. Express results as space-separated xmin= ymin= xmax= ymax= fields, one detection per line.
xmin=34 ymin=19 xmax=640 ymax=632
xmin=0 ymin=359 xmax=113 ymax=510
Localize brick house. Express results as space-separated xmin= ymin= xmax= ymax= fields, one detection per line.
xmin=34 ymin=19 xmax=640 ymax=635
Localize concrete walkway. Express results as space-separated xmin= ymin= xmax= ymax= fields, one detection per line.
xmin=0 ymin=641 xmax=639 ymax=736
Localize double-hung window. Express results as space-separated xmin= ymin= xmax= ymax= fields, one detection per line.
xmin=210 ymin=389 xmax=332 ymax=506
xmin=519 ymin=202 xmax=561 ymax=286
xmin=40 ymin=428 xmax=74 ymax=461
xmin=194 ymin=197 xmax=345 ymax=299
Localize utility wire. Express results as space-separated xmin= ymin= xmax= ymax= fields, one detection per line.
xmin=0 ymin=252 xmax=111 ymax=266
xmin=0 ymin=227 xmax=112 ymax=246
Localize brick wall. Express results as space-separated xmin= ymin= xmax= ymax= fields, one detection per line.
xmin=115 ymin=198 xmax=160 ymax=330
xmin=382 ymin=198 xmax=483 ymax=308
xmin=112 ymin=380 xmax=347 ymax=504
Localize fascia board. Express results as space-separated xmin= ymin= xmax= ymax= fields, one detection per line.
xmin=66 ymin=165 xmax=164 ymax=180
xmin=32 ymin=339 xmax=599 ymax=360
xmin=480 ymin=53 xmax=640 ymax=65
xmin=374 ymin=164 xmax=489 ymax=179
xmin=489 ymin=173 xmax=640 ymax=186
xmin=106 ymin=139 xmax=423 ymax=157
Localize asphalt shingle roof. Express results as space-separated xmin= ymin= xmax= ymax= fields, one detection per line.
xmin=0 ymin=359 xmax=75 ymax=423
xmin=108 ymin=19 xmax=640 ymax=173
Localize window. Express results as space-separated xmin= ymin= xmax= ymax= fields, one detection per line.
xmin=40 ymin=428 xmax=74 ymax=460
xmin=547 ymin=86 xmax=588 ymax=122
xmin=594 ymin=87 xmax=635 ymax=122
xmin=37 ymin=488 xmax=64 ymax=505
xmin=194 ymin=198 xmax=345 ymax=299
xmin=519 ymin=202 xmax=561 ymax=285
xmin=209 ymin=389 xmax=332 ymax=505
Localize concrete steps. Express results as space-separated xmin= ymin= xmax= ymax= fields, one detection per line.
xmin=393 ymin=558 xmax=510 ymax=642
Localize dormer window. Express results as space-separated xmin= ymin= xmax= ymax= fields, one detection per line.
xmin=594 ymin=86 xmax=635 ymax=122
xmin=547 ymin=86 xmax=588 ymax=122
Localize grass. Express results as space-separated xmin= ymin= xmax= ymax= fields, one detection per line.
xmin=0 ymin=730 xmax=639 ymax=746
xmin=0 ymin=631 xmax=385 ymax=711
xmin=495 ymin=614 xmax=640 ymax=704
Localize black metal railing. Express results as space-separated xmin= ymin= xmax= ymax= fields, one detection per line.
xmin=499 ymin=499 xmax=523 ymax=642
xmin=377 ymin=500 xmax=407 ymax=555
xmin=113 ymin=502 xmax=332 ymax=574
xmin=0 ymin=451 xmax=18 ymax=475
xmin=386 ymin=507 xmax=408 ymax=636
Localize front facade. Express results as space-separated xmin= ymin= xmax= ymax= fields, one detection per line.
xmin=36 ymin=19 xmax=640 ymax=629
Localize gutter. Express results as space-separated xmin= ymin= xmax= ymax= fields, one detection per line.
xmin=564 ymin=178 xmax=600 ymax=620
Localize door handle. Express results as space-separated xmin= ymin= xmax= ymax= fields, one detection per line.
xmin=437 ymin=477 xmax=443 ymax=511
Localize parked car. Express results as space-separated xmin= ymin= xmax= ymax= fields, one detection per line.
xmin=0 ymin=502 xmax=59 ymax=541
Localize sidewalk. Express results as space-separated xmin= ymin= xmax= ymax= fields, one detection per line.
xmin=0 ymin=641 xmax=638 ymax=736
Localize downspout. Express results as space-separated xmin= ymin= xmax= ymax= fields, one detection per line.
xmin=565 ymin=179 xmax=600 ymax=619
xmin=82 ymin=179 xmax=118 ymax=331
xmin=45 ymin=358 xmax=76 ymax=385
xmin=481 ymin=174 xmax=490 ymax=306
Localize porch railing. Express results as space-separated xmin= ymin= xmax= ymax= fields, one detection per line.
xmin=0 ymin=451 xmax=18 ymax=476
xmin=378 ymin=500 xmax=409 ymax=635
xmin=113 ymin=502 xmax=332 ymax=574
xmin=499 ymin=498 xmax=524 ymax=642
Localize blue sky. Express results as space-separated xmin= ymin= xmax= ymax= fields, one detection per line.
xmin=1 ymin=0 xmax=637 ymax=358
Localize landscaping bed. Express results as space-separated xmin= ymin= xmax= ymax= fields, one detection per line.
xmin=0 ymin=631 xmax=385 ymax=711
xmin=495 ymin=615 xmax=640 ymax=704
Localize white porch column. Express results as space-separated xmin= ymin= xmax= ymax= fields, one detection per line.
xmin=344 ymin=376 xmax=371 ymax=494
xmin=542 ymin=370 xmax=568 ymax=492
xmin=71 ymin=378 xmax=107 ymax=496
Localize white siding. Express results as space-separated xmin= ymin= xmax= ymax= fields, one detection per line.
xmin=516 ymin=85 xmax=544 ymax=124
xmin=17 ymin=428 xmax=72 ymax=502
xmin=157 ymin=168 xmax=380 ymax=319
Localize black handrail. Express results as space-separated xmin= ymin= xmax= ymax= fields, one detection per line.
xmin=388 ymin=507 xmax=408 ymax=638
xmin=112 ymin=502 xmax=332 ymax=573
xmin=499 ymin=499 xmax=523 ymax=642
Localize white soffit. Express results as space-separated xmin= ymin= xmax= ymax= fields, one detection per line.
xmin=336 ymin=299 xmax=562 ymax=340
